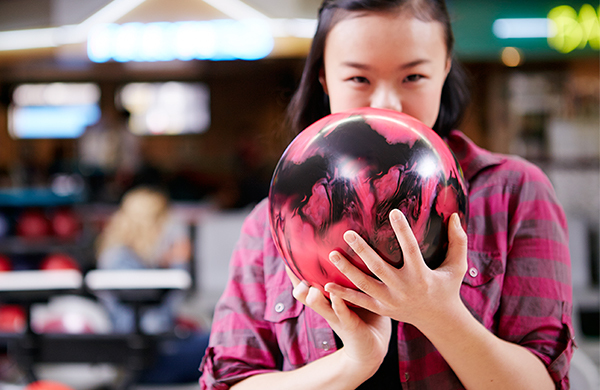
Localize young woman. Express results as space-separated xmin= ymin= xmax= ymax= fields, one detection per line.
xmin=199 ymin=1 xmax=574 ymax=389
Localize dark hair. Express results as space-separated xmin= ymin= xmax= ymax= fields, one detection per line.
xmin=285 ymin=0 xmax=471 ymax=138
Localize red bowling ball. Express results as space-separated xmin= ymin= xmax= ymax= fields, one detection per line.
xmin=16 ymin=209 xmax=51 ymax=239
xmin=0 ymin=304 xmax=26 ymax=333
xmin=25 ymin=381 xmax=75 ymax=390
xmin=268 ymin=108 xmax=468 ymax=295
xmin=40 ymin=253 xmax=80 ymax=271
xmin=51 ymin=207 xmax=81 ymax=239
xmin=0 ymin=254 xmax=11 ymax=271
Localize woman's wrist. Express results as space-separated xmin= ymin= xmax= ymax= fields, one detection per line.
xmin=337 ymin=345 xmax=384 ymax=380
xmin=232 ymin=348 xmax=380 ymax=390
xmin=411 ymin=297 xmax=472 ymax=340
xmin=332 ymin=348 xmax=382 ymax=387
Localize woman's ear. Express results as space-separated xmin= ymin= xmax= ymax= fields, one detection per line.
xmin=319 ymin=67 xmax=329 ymax=95
xmin=444 ymin=57 xmax=452 ymax=78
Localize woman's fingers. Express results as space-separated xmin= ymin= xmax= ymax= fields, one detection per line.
xmin=331 ymin=229 xmax=397 ymax=289
xmin=329 ymin=248 xmax=387 ymax=297
xmin=389 ymin=209 xmax=425 ymax=272
xmin=440 ymin=213 xmax=468 ymax=276
xmin=294 ymin=281 xmax=349 ymax=326
xmin=324 ymin=281 xmax=380 ymax=311
xmin=292 ymin=279 xmax=309 ymax=303
xmin=329 ymin=291 xmax=356 ymax=324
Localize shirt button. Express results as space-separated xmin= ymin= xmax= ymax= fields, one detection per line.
xmin=404 ymin=372 xmax=410 ymax=381
xmin=321 ymin=340 xmax=330 ymax=351
xmin=274 ymin=302 xmax=285 ymax=313
xmin=468 ymin=267 xmax=478 ymax=278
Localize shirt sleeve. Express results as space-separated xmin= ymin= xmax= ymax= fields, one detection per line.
xmin=499 ymin=159 xmax=575 ymax=388
xmin=199 ymin=202 xmax=281 ymax=389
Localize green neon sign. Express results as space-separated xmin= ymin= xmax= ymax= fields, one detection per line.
xmin=548 ymin=4 xmax=600 ymax=53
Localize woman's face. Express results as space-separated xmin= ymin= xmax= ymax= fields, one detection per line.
xmin=321 ymin=11 xmax=451 ymax=128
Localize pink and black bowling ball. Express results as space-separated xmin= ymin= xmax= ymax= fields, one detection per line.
xmin=268 ymin=108 xmax=468 ymax=295
xmin=16 ymin=209 xmax=51 ymax=239
xmin=40 ymin=253 xmax=80 ymax=271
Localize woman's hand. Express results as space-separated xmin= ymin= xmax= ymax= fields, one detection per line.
xmin=324 ymin=210 xmax=468 ymax=331
xmin=286 ymin=267 xmax=392 ymax=376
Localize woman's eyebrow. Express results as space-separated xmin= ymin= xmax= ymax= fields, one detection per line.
xmin=341 ymin=59 xmax=431 ymax=70
xmin=398 ymin=59 xmax=430 ymax=69
xmin=341 ymin=61 xmax=371 ymax=70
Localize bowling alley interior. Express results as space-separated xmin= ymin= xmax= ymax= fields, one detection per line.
xmin=0 ymin=0 xmax=598 ymax=389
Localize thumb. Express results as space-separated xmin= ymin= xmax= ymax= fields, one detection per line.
xmin=441 ymin=213 xmax=468 ymax=276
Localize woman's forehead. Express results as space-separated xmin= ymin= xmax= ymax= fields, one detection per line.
xmin=324 ymin=12 xmax=448 ymax=62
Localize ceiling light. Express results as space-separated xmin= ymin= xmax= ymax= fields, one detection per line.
xmin=201 ymin=0 xmax=269 ymax=20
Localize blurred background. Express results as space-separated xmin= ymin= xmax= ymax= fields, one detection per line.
xmin=0 ymin=0 xmax=597 ymax=389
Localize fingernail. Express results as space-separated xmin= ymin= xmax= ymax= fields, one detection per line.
xmin=390 ymin=209 xmax=403 ymax=222
xmin=329 ymin=251 xmax=340 ymax=263
xmin=453 ymin=214 xmax=466 ymax=236
xmin=344 ymin=231 xmax=357 ymax=244
xmin=293 ymin=280 xmax=308 ymax=297
xmin=453 ymin=213 xmax=462 ymax=229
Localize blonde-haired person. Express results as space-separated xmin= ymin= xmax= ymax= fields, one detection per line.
xmin=97 ymin=187 xmax=210 ymax=384
xmin=96 ymin=186 xmax=191 ymax=334
xmin=97 ymin=186 xmax=191 ymax=271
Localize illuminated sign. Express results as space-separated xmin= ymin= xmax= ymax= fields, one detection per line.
xmin=87 ymin=19 xmax=274 ymax=62
xmin=547 ymin=4 xmax=600 ymax=53
xmin=9 ymin=83 xmax=101 ymax=139
xmin=492 ymin=4 xmax=599 ymax=55
xmin=118 ymin=82 xmax=210 ymax=135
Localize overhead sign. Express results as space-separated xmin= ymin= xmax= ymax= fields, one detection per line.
xmin=87 ymin=19 xmax=274 ymax=62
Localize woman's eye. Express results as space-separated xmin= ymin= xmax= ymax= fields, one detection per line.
xmin=405 ymin=74 xmax=424 ymax=82
xmin=349 ymin=76 xmax=369 ymax=84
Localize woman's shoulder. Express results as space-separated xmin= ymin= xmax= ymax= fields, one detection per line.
xmin=233 ymin=199 xmax=283 ymax=264
xmin=474 ymin=152 xmax=555 ymax=194
xmin=447 ymin=131 xmax=554 ymax=192
xmin=238 ymin=198 xmax=271 ymax=238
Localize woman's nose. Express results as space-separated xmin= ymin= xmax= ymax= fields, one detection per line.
xmin=370 ymin=85 xmax=402 ymax=112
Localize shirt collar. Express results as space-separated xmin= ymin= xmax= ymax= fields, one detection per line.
xmin=446 ymin=130 xmax=506 ymax=182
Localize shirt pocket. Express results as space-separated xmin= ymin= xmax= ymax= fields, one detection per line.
xmin=462 ymin=250 xmax=504 ymax=287
xmin=263 ymin=287 xmax=306 ymax=368
xmin=461 ymin=251 xmax=505 ymax=326
xmin=264 ymin=287 xmax=303 ymax=322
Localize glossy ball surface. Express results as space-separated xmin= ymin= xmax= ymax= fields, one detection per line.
xmin=268 ymin=108 xmax=468 ymax=294
xmin=40 ymin=253 xmax=80 ymax=271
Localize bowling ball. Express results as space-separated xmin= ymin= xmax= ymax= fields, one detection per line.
xmin=268 ymin=108 xmax=468 ymax=295
xmin=32 ymin=295 xmax=112 ymax=334
xmin=16 ymin=209 xmax=51 ymax=239
xmin=50 ymin=207 xmax=81 ymax=239
xmin=40 ymin=253 xmax=80 ymax=271
xmin=0 ymin=304 xmax=26 ymax=332
xmin=25 ymin=381 xmax=75 ymax=390
xmin=0 ymin=254 xmax=11 ymax=271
